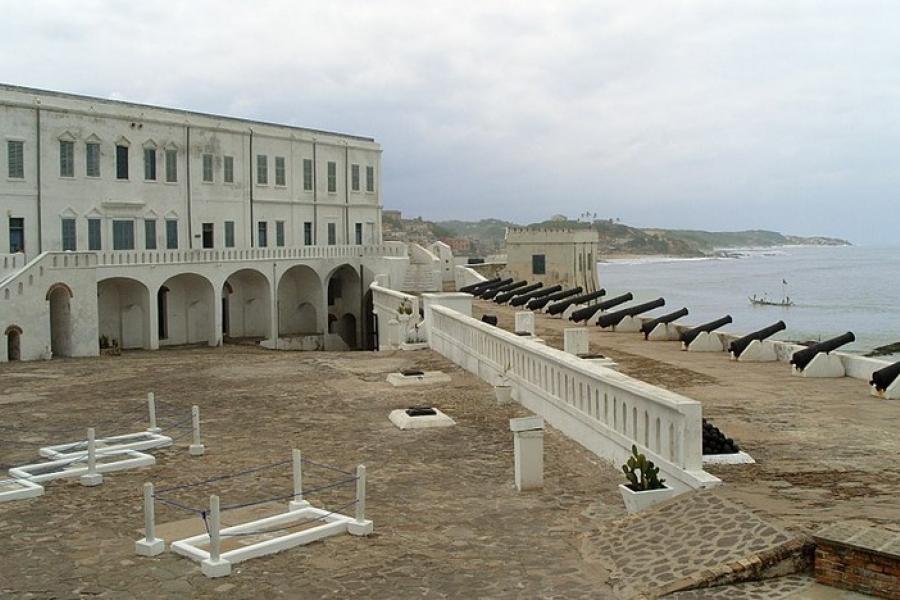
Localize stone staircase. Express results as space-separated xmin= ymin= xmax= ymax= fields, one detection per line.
xmin=581 ymin=491 xmax=813 ymax=599
xmin=401 ymin=243 xmax=442 ymax=293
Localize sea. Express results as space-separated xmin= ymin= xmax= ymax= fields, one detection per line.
xmin=596 ymin=245 xmax=900 ymax=359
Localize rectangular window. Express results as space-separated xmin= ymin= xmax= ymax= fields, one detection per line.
xmin=327 ymin=161 xmax=337 ymax=193
xmin=257 ymin=155 xmax=268 ymax=184
xmin=258 ymin=221 xmax=268 ymax=247
xmin=59 ymin=141 xmax=74 ymax=177
xmin=144 ymin=148 xmax=156 ymax=181
xmin=303 ymin=221 xmax=313 ymax=246
xmin=166 ymin=220 xmax=178 ymax=249
xmin=224 ymin=221 xmax=235 ymax=247
xmin=9 ymin=217 xmax=25 ymax=253
xmin=532 ymin=254 xmax=546 ymax=275
xmin=202 ymin=154 xmax=213 ymax=182
xmin=116 ymin=145 xmax=129 ymax=179
xmin=86 ymin=142 xmax=100 ymax=177
xmin=7 ymin=141 xmax=24 ymax=179
xmin=89 ymin=218 xmax=102 ymax=251
xmin=202 ymin=222 xmax=214 ymax=248
xmin=355 ymin=222 xmax=363 ymax=245
xmin=366 ymin=165 xmax=375 ymax=192
xmin=144 ymin=219 xmax=156 ymax=250
xmin=224 ymin=156 xmax=234 ymax=183
xmin=275 ymin=156 xmax=285 ymax=186
xmin=61 ymin=218 xmax=76 ymax=251
xmin=276 ymin=221 xmax=285 ymax=247
xmin=351 ymin=164 xmax=360 ymax=191
xmin=303 ymin=158 xmax=313 ymax=191
xmin=113 ymin=220 xmax=135 ymax=250
xmin=165 ymin=149 xmax=177 ymax=182
xmin=327 ymin=222 xmax=336 ymax=245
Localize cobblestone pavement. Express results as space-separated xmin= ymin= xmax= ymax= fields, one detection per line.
xmin=475 ymin=300 xmax=900 ymax=534
xmin=581 ymin=491 xmax=801 ymax=598
xmin=0 ymin=346 xmax=627 ymax=599
xmin=664 ymin=574 xmax=813 ymax=599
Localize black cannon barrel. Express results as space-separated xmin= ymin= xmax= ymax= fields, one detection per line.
xmin=482 ymin=280 xmax=526 ymax=300
xmin=570 ymin=292 xmax=633 ymax=323
xmin=473 ymin=278 xmax=512 ymax=298
xmin=481 ymin=314 xmax=499 ymax=327
xmin=595 ymin=298 xmax=666 ymax=328
xmin=728 ymin=320 xmax=787 ymax=357
xmin=680 ymin=315 xmax=733 ymax=346
xmin=460 ymin=277 xmax=500 ymax=294
xmin=510 ymin=284 xmax=562 ymax=307
xmin=790 ymin=332 xmax=855 ymax=371
xmin=528 ymin=287 xmax=583 ymax=310
xmin=495 ymin=282 xmax=543 ymax=304
xmin=640 ymin=307 xmax=689 ymax=337
xmin=871 ymin=360 xmax=900 ymax=391
xmin=547 ymin=289 xmax=606 ymax=315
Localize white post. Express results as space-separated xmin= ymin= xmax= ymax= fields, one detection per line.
xmin=147 ymin=392 xmax=161 ymax=433
xmin=135 ymin=482 xmax=165 ymax=556
xmin=189 ymin=405 xmax=205 ymax=456
xmin=564 ymin=328 xmax=589 ymax=356
xmin=200 ymin=494 xmax=231 ymax=577
xmin=80 ymin=427 xmax=103 ymax=486
xmin=289 ymin=449 xmax=309 ymax=510
xmin=510 ymin=416 xmax=544 ymax=491
xmin=347 ymin=464 xmax=373 ymax=536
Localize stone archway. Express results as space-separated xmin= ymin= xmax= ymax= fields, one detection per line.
xmin=5 ymin=325 xmax=22 ymax=361
xmin=158 ymin=273 xmax=216 ymax=346
xmin=97 ymin=277 xmax=151 ymax=350
xmin=277 ymin=265 xmax=322 ymax=337
xmin=223 ymin=268 xmax=272 ymax=340
xmin=325 ymin=264 xmax=361 ymax=349
xmin=47 ymin=283 xmax=74 ymax=357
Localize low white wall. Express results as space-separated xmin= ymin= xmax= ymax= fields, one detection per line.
xmin=370 ymin=283 xmax=421 ymax=350
xmin=427 ymin=302 xmax=720 ymax=492
xmin=454 ymin=265 xmax=487 ymax=291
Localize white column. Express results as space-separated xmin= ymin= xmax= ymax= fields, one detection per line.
xmin=134 ymin=482 xmax=165 ymax=556
xmin=564 ymin=328 xmax=589 ymax=356
xmin=200 ymin=494 xmax=231 ymax=577
xmin=80 ymin=427 xmax=104 ymax=486
xmin=189 ymin=405 xmax=205 ymax=456
xmin=289 ymin=449 xmax=309 ymax=510
xmin=510 ymin=416 xmax=544 ymax=491
xmin=347 ymin=464 xmax=373 ymax=536
xmin=147 ymin=392 xmax=161 ymax=433
xmin=514 ymin=311 xmax=535 ymax=335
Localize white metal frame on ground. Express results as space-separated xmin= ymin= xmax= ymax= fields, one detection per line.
xmin=39 ymin=431 xmax=173 ymax=458
xmin=9 ymin=449 xmax=155 ymax=483
xmin=0 ymin=477 xmax=44 ymax=502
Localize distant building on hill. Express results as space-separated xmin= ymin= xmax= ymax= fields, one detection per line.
xmin=504 ymin=227 xmax=600 ymax=292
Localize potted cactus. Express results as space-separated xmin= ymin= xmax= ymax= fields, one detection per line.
xmin=618 ymin=445 xmax=675 ymax=513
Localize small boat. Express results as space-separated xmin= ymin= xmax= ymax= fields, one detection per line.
xmin=749 ymin=294 xmax=794 ymax=307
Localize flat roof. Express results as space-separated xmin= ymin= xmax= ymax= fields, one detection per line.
xmin=0 ymin=83 xmax=376 ymax=143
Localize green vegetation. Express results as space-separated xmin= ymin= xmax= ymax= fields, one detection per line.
xmin=622 ymin=444 xmax=666 ymax=491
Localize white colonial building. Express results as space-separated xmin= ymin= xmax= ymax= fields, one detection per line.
xmin=0 ymin=84 xmax=426 ymax=362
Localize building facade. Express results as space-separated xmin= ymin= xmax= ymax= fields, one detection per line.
xmin=504 ymin=227 xmax=601 ymax=293
xmin=1 ymin=84 xmax=415 ymax=362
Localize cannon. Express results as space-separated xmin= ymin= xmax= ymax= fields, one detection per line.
xmin=728 ymin=321 xmax=786 ymax=360
xmin=641 ymin=307 xmax=689 ymax=339
xmin=495 ymin=282 xmax=543 ymax=304
xmin=570 ymin=292 xmax=633 ymax=323
xmin=790 ymin=332 xmax=855 ymax=375
xmin=481 ymin=314 xmax=499 ymax=327
xmin=472 ymin=278 xmax=512 ymax=298
xmin=459 ymin=277 xmax=500 ymax=294
xmin=527 ymin=287 xmax=582 ymax=310
xmin=510 ymin=284 xmax=561 ymax=307
xmin=547 ymin=289 xmax=606 ymax=315
xmin=595 ymin=298 xmax=666 ymax=329
xmin=871 ymin=360 xmax=900 ymax=398
xmin=680 ymin=315 xmax=733 ymax=350
xmin=482 ymin=280 xmax=526 ymax=300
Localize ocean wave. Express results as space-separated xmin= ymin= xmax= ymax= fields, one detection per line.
xmin=599 ymin=256 xmax=726 ymax=266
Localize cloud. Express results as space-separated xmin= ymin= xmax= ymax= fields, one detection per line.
xmin=2 ymin=0 xmax=898 ymax=242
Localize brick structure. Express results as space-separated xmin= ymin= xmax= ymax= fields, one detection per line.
xmin=814 ymin=523 xmax=900 ymax=599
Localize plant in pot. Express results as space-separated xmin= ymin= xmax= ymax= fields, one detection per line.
xmin=618 ymin=444 xmax=675 ymax=513
xmin=494 ymin=363 xmax=513 ymax=405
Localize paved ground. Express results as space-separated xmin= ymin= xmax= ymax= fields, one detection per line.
xmin=475 ymin=299 xmax=900 ymax=535
xmin=0 ymin=345 xmax=627 ymax=599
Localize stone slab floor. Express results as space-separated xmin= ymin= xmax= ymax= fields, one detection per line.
xmin=0 ymin=345 xmax=627 ymax=599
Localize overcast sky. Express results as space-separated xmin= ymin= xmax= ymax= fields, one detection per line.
xmin=2 ymin=1 xmax=898 ymax=244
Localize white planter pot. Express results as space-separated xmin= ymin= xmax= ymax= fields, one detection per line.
xmin=494 ymin=384 xmax=513 ymax=405
xmin=618 ymin=483 xmax=676 ymax=514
